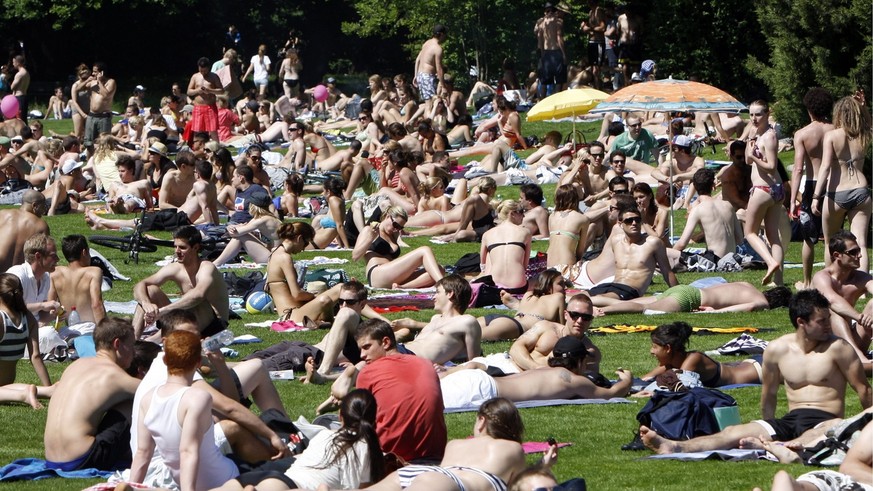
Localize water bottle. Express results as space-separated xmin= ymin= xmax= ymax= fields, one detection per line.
xmin=68 ymin=307 xmax=80 ymax=327
xmin=202 ymin=330 xmax=234 ymax=352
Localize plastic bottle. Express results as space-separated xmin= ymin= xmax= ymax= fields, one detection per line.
xmin=202 ymin=330 xmax=234 ymax=352
xmin=68 ymin=307 xmax=80 ymax=327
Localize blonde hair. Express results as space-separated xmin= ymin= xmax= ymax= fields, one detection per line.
xmin=41 ymin=139 xmax=63 ymax=158
xmin=249 ymin=202 xmax=277 ymax=219
xmin=418 ymin=176 xmax=445 ymax=196
xmin=385 ymin=205 xmax=408 ymax=222
xmin=496 ymin=199 xmax=522 ymax=221
xmin=94 ymin=135 xmax=119 ymax=161
xmin=833 ymin=96 xmax=871 ymax=147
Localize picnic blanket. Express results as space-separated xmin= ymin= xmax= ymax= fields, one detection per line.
xmin=0 ymin=458 xmax=113 ymax=481
xmin=444 ymin=398 xmax=633 ymax=413
xmin=642 ymin=449 xmax=775 ymax=462
xmin=590 ymin=325 xmax=759 ymax=335
xmin=522 ymin=441 xmax=572 ymax=454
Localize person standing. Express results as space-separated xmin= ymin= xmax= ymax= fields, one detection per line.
xmin=10 ymin=55 xmax=30 ymax=122
xmin=84 ymin=62 xmax=117 ymax=149
xmin=187 ymin=57 xmax=223 ymax=144
xmin=243 ymin=45 xmax=271 ymax=97
xmin=414 ymin=25 xmax=447 ymax=101
xmin=536 ymin=3 xmax=567 ymax=98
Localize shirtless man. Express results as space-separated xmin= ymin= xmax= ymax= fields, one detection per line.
xmin=616 ymin=5 xmax=641 ymax=87
xmin=441 ymin=336 xmax=631 ymax=409
xmin=717 ymin=140 xmax=752 ymax=211
xmin=0 ymin=126 xmax=38 ymax=178
xmin=536 ymin=2 xmax=567 ymax=97
xmin=48 ymin=235 xmax=105 ymax=332
xmin=586 ymin=207 xmax=677 ymax=307
xmin=158 ymin=151 xmax=196 ymax=209
xmin=132 ymin=226 xmax=229 ymax=338
xmin=87 ymin=160 xmax=218 ymax=229
xmin=317 ymin=139 xmax=361 ymax=173
xmin=44 ymin=317 xmax=140 ymax=471
xmin=282 ymin=121 xmax=307 ymax=172
xmin=790 ymin=88 xmax=834 ymax=289
xmin=107 ymin=157 xmax=153 ymax=214
xmin=10 ymin=55 xmax=30 ymax=122
xmin=580 ymin=0 xmax=606 ymax=89
xmin=812 ymin=230 xmax=873 ymax=374
xmin=45 ymin=159 xmax=93 ymax=215
xmin=388 ymin=274 xmax=481 ymax=364
xmin=672 ymin=168 xmax=741 ymax=258
xmin=508 ymin=293 xmax=601 ymax=374
xmin=0 ymin=189 xmax=49 ymax=271
xmin=652 ymin=135 xmax=704 ymax=194
xmin=414 ymin=24 xmax=447 ymax=101
xmin=641 ymin=290 xmax=872 ymax=454
xmin=187 ymin=57 xmax=224 ymax=143
xmin=520 ymin=183 xmax=550 ymax=239
xmin=84 ymin=62 xmax=117 ymax=149
xmin=596 ymin=282 xmax=791 ymax=316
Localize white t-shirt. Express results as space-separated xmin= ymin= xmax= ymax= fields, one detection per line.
xmin=6 ymin=262 xmax=50 ymax=317
xmin=250 ymin=55 xmax=272 ymax=81
xmin=285 ymin=429 xmax=372 ymax=489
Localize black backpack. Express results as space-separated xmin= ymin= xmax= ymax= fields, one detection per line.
xmin=800 ymin=412 xmax=872 ymax=466
xmin=636 ymin=387 xmax=737 ymax=441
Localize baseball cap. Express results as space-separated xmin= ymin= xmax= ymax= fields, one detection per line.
xmin=552 ymin=336 xmax=587 ymax=359
xmin=0 ymin=137 xmax=10 ymax=148
xmin=326 ymin=77 xmax=336 ymax=84
xmin=249 ymin=192 xmax=271 ymax=209
xmin=62 ymin=159 xmax=84 ymax=175
xmin=135 ymin=85 xmax=145 ymax=92
xmin=672 ymin=135 xmax=692 ymax=147
xmin=640 ymin=59 xmax=656 ymax=78
xmin=11 ymin=136 xmax=23 ymax=143
xmin=204 ymin=141 xmax=221 ymax=153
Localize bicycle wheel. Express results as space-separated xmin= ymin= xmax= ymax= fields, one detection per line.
xmin=90 ymin=235 xmax=158 ymax=253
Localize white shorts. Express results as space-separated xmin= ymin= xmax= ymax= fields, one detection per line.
xmin=468 ymin=352 xmax=521 ymax=376
xmin=796 ymin=470 xmax=873 ymax=491
xmin=440 ymin=369 xmax=498 ymax=411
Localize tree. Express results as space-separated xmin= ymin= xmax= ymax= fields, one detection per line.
xmin=747 ymin=0 xmax=872 ymax=133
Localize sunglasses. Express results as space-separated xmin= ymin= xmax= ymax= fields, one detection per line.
xmin=590 ymin=153 xmax=604 ymax=159
xmin=612 ymin=159 xmax=626 ymax=164
xmin=359 ymin=117 xmax=369 ymax=121
xmin=391 ymin=219 xmax=404 ymax=231
xmin=338 ymin=298 xmax=362 ymax=306
xmin=613 ymin=189 xmax=629 ymax=195
xmin=622 ymin=216 xmax=642 ymax=225
xmin=289 ymin=127 xmax=300 ymax=131
xmin=842 ymin=248 xmax=862 ymax=258
xmin=567 ymin=311 xmax=594 ymax=322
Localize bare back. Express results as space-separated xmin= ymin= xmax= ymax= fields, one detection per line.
xmin=495 ymin=366 xmax=597 ymax=400
xmin=179 ymin=180 xmax=218 ymax=224
xmin=50 ymin=265 xmax=104 ymax=323
xmin=826 ymin=128 xmax=869 ymax=191
xmin=440 ymin=436 xmax=525 ymax=489
xmin=689 ymin=197 xmax=739 ymax=258
xmin=699 ymin=282 xmax=767 ymax=310
xmin=0 ymin=209 xmax=48 ymax=270
xmin=542 ymin=14 xmax=563 ymax=50
xmin=795 ymin=121 xmax=833 ymax=178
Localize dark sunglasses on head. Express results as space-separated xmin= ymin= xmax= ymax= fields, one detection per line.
xmin=566 ymin=311 xmax=594 ymax=322
xmin=622 ymin=216 xmax=642 ymax=225
xmin=339 ymin=298 xmax=362 ymax=306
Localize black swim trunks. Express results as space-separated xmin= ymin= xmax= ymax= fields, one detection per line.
xmin=587 ymin=282 xmax=640 ymax=301
xmin=755 ymin=408 xmax=837 ymax=442
xmin=47 ymin=408 xmax=132 ymax=471
xmin=141 ymin=209 xmax=191 ymax=232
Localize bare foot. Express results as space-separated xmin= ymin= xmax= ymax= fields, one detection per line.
xmin=85 ymin=210 xmax=104 ymax=230
xmin=738 ymin=436 xmax=767 ymax=450
xmin=24 ymin=384 xmax=43 ymax=409
xmin=794 ymin=281 xmax=810 ymax=291
xmin=594 ymin=307 xmax=606 ymax=317
xmin=299 ymin=357 xmax=326 ymax=385
xmin=761 ymin=263 xmax=781 ymax=286
xmin=760 ymin=439 xmax=801 ymax=464
xmin=316 ymin=395 xmax=340 ymax=415
xmin=500 ymin=290 xmax=520 ymax=309
xmin=640 ymin=425 xmax=681 ymax=454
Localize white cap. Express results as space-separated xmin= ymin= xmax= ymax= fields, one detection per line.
xmin=62 ymin=159 xmax=84 ymax=175
xmin=672 ymin=135 xmax=692 ymax=147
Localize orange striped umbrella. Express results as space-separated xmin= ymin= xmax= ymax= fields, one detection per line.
xmin=591 ymin=78 xmax=745 ymax=114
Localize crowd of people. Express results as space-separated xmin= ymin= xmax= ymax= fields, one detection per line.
xmin=0 ymin=6 xmax=869 ymax=491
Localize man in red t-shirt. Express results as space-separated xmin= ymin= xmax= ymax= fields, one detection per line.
xmin=320 ymin=319 xmax=447 ymax=462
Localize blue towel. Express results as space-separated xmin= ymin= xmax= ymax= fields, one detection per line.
xmin=0 ymin=458 xmax=113 ymax=481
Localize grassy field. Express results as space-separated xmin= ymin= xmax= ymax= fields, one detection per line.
xmin=0 ymin=116 xmax=869 ymax=491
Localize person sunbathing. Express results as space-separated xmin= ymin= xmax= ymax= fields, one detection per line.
xmin=595 ymin=282 xmax=792 ymax=316
xmin=411 ymin=178 xmax=498 ymax=243
xmin=480 ymin=269 xmax=567 ymax=341
xmin=641 ymin=321 xmax=764 ymax=389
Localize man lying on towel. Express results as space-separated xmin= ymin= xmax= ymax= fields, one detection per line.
xmin=439 ymin=336 xmax=632 ymax=410
xmin=44 ymin=318 xmax=141 ymax=471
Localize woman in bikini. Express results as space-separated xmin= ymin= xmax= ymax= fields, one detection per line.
xmin=212 ymin=195 xmax=282 ymax=267
xmin=547 ymin=184 xmax=591 ymax=268
xmin=642 ymin=321 xmax=761 ymax=387
xmin=279 ymin=49 xmax=302 ymax=99
xmin=812 ymin=96 xmax=871 ymax=271
xmin=479 ymin=97 xmax=529 ymax=173
xmin=69 ymin=64 xmax=91 ymax=139
xmin=0 ymin=273 xmax=52 ymax=408
xmin=480 ymin=269 xmax=568 ymax=341
xmin=359 ymin=397 xmax=526 ymax=491
xmin=376 ymin=144 xmax=420 ymax=215
xmin=409 ymin=177 xmax=497 ymax=241
xmin=472 ymin=200 xmax=532 ymax=307
xmin=278 ymin=173 xmax=304 ymax=218
xmin=743 ymin=100 xmax=788 ymax=286
xmin=264 ymin=222 xmax=317 ymax=317
xmin=352 ymin=205 xmax=444 ymax=289
xmin=633 ymin=182 xmax=669 ymax=242
xmin=211 ymin=147 xmax=236 ymax=212
xmin=312 ymin=177 xmax=351 ymax=249
xmin=416 ymin=174 xmax=452 ymax=218
xmin=302 ymin=122 xmax=337 ymax=162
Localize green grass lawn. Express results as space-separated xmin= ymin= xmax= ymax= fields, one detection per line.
xmin=0 ymin=117 xmax=868 ymax=491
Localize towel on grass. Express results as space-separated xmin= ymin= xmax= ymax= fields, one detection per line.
xmin=0 ymin=458 xmax=113 ymax=481
xmin=445 ymin=398 xmax=633 ymax=413
xmin=642 ymin=449 xmax=775 ymax=462
xmin=522 ymin=441 xmax=572 ymax=454
xmin=590 ymin=325 xmax=759 ymax=334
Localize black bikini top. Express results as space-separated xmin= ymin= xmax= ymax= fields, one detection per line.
xmin=369 ymin=235 xmax=400 ymax=259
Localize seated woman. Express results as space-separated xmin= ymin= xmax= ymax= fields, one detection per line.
xmin=25 ymin=138 xmax=63 ymax=190
xmin=447 ymin=113 xmax=474 ymax=148
xmin=359 ymin=397 xmax=526 ymax=491
xmin=277 ymin=173 xmax=304 ymax=218
xmin=480 ymin=269 xmax=567 ymax=341
xmin=265 ymin=222 xmax=317 ymax=318
xmin=312 ymin=176 xmax=351 ymax=249
xmin=633 ymin=182 xmax=669 ymax=241
xmin=408 ymin=177 xmax=497 ymax=242
xmin=375 ymin=144 xmax=420 ymax=215
xmin=212 ymin=147 xmax=236 ymax=213
xmin=547 ymin=184 xmax=591 ymax=268
xmin=352 ymin=206 xmax=444 ymax=289
xmin=417 ymin=174 xmax=452 ymax=217
xmin=642 ymin=321 xmax=762 ymax=387
xmin=213 ymin=389 xmax=385 ymax=491
xmin=472 ymin=200 xmax=531 ymax=307
xmin=129 ymin=330 xmax=239 ymax=490
xmin=0 ymin=273 xmax=52 ymax=408
xmin=212 ymin=193 xmax=282 ymax=267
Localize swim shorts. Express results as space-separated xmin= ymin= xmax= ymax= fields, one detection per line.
xmin=416 ymin=72 xmax=438 ymax=101
xmin=660 ymin=285 xmax=702 ymax=312
xmin=754 ymin=408 xmax=837 ymax=442
xmin=440 ymin=369 xmax=498 ymax=411
xmin=587 ymin=282 xmax=640 ymax=301
xmin=190 ymin=104 xmax=219 ymax=133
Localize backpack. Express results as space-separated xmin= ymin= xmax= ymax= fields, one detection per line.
xmin=636 ymin=387 xmax=737 ymax=441
xmin=223 ymin=271 xmax=265 ymax=299
xmin=304 ymin=268 xmax=348 ymax=288
xmin=800 ymin=412 xmax=872 ymax=466
xmin=452 ymin=252 xmax=482 ymax=275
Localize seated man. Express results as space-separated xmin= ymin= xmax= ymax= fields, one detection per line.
xmin=387 ymin=274 xmax=481 ymax=364
xmin=132 ymin=226 xmax=229 ymax=339
xmin=48 ymin=234 xmax=106 ymax=335
xmin=596 ymin=282 xmax=792 ymax=316
xmin=129 ymin=309 xmax=287 ymax=487
xmin=641 ymin=290 xmax=872 ymax=455
xmin=321 ymin=319 xmax=447 ymax=462
xmin=7 ymin=232 xmax=59 ymax=323
xmin=440 ymin=336 xmax=632 ymax=409
xmin=106 ymin=156 xmax=153 ymax=214
xmin=44 ymin=317 xmax=141 ymax=471
xmin=519 ymin=183 xmax=549 ymax=239
xmin=672 ymin=168 xmax=742 ymax=259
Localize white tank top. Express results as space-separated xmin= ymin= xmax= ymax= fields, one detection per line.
xmin=143 ymin=385 xmax=239 ymax=489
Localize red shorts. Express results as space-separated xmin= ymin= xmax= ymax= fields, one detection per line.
xmin=190 ymin=104 xmax=218 ymax=132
